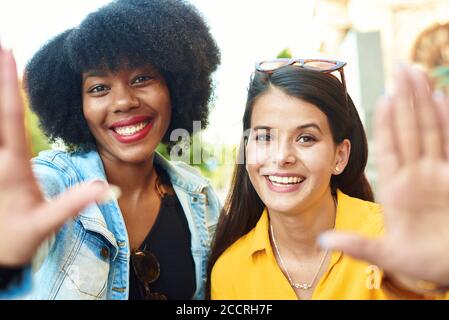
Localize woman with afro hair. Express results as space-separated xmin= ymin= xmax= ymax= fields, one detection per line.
xmin=0 ymin=0 xmax=221 ymax=300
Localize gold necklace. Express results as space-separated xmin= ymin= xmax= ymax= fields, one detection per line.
xmin=270 ymin=223 xmax=329 ymax=290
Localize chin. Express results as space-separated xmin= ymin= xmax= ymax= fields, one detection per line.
xmin=262 ymin=198 xmax=301 ymax=215
xmin=260 ymin=187 xmax=312 ymax=215
xmin=101 ymin=143 xmax=155 ymax=164
xmin=119 ymin=150 xmax=154 ymax=164
xmin=267 ymin=206 xmax=302 ymax=216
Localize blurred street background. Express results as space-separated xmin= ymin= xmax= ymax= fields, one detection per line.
xmin=1 ymin=0 xmax=448 ymax=202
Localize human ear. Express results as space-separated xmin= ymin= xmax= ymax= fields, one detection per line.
xmin=333 ymin=139 xmax=351 ymax=175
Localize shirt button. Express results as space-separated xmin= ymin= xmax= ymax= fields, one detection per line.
xmin=100 ymin=247 xmax=110 ymax=259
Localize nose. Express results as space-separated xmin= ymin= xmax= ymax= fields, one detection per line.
xmin=274 ymin=139 xmax=297 ymax=166
xmin=111 ymin=84 xmax=139 ymax=113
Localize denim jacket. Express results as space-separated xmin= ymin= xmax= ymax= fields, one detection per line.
xmin=3 ymin=149 xmax=221 ymax=300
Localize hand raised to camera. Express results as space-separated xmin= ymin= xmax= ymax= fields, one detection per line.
xmin=320 ymin=65 xmax=449 ymax=286
xmin=0 ymin=46 xmax=109 ymax=267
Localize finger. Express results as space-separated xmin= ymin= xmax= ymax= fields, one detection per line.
xmin=32 ymin=181 xmax=112 ymax=237
xmin=409 ymin=67 xmax=443 ymax=159
xmin=318 ymin=231 xmax=386 ymax=266
xmin=433 ymin=91 xmax=449 ymax=159
xmin=0 ymin=49 xmax=28 ymax=154
xmin=392 ymin=65 xmax=420 ymax=164
xmin=374 ymin=95 xmax=399 ymax=183
xmin=0 ymin=45 xmax=4 ymax=146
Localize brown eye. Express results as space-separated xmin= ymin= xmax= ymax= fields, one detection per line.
xmin=297 ymin=135 xmax=316 ymax=143
xmin=88 ymin=85 xmax=109 ymax=94
xmin=132 ymin=75 xmax=153 ymax=85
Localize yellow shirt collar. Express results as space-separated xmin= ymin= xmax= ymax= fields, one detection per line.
xmin=211 ymin=190 xmax=386 ymax=299
xmin=246 ymin=189 xmax=381 ymax=260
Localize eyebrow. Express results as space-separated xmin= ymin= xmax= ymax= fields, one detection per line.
xmin=253 ymin=123 xmax=323 ymax=134
xmin=83 ymin=70 xmax=109 ymax=80
xmin=82 ymin=66 xmax=159 ymax=81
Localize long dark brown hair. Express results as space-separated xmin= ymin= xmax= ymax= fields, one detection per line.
xmin=206 ymin=66 xmax=374 ymax=298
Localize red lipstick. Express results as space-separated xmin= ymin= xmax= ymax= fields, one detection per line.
xmin=110 ymin=115 xmax=153 ymax=144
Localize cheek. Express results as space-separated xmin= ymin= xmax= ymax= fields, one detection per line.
xmin=246 ymin=142 xmax=275 ymax=166
xmin=82 ymin=109 xmax=96 ymax=133
xmin=81 ymin=104 xmax=109 ymax=145
xmin=301 ymin=147 xmax=335 ymax=178
xmin=161 ymin=105 xmax=172 ymax=130
xmin=246 ymin=162 xmax=264 ymax=195
xmin=154 ymin=90 xmax=172 ymax=131
xmin=82 ymin=99 xmax=104 ymax=128
xmin=245 ymin=144 xmax=272 ymax=194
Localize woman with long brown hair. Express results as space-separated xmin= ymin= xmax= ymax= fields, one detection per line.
xmin=208 ymin=59 xmax=449 ymax=299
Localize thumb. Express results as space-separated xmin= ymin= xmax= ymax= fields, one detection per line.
xmin=32 ymin=181 xmax=120 ymax=236
xmin=318 ymin=231 xmax=386 ymax=266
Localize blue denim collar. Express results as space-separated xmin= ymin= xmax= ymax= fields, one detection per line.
xmin=70 ymin=149 xmax=209 ymax=194
xmin=153 ymin=153 xmax=209 ymax=193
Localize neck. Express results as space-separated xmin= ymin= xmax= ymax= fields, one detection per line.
xmin=100 ymin=153 xmax=157 ymax=199
xmin=269 ymin=189 xmax=337 ymax=257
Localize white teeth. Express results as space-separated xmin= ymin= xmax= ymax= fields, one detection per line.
xmin=114 ymin=121 xmax=149 ymax=136
xmin=268 ymin=175 xmax=303 ymax=185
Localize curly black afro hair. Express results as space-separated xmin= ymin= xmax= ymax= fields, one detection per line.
xmin=25 ymin=0 xmax=220 ymax=151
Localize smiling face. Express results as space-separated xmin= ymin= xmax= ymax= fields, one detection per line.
xmin=246 ymin=87 xmax=350 ymax=215
xmin=82 ymin=65 xmax=171 ymax=164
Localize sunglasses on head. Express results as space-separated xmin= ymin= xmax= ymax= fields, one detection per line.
xmin=255 ymin=58 xmax=348 ymax=103
xmin=131 ymin=249 xmax=167 ymax=300
xmin=255 ymin=58 xmax=346 ymax=74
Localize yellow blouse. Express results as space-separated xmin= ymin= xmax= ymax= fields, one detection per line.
xmin=211 ymin=190 xmax=391 ymax=300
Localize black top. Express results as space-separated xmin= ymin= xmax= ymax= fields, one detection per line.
xmin=0 ymin=266 xmax=24 ymax=290
xmin=128 ymin=166 xmax=196 ymax=300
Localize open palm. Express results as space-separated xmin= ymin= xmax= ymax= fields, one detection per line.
xmin=0 ymin=46 xmax=108 ymax=267
xmin=321 ymin=65 xmax=449 ymax=286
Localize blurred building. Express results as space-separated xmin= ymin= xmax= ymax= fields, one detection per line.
xmin=315 ymin=0 xmax=449 ymax=74
xmin=311 ymin=0 xmax=449 ymax=190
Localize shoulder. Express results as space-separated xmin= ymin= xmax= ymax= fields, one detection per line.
xmin=32 ymin=149 xmax=102 ymax=175
xmin=155 ymin=153 xmax=222 ymax=219
xmin=154 ymin=153 xmax=211 ymax=189
xmin=32 ymin=150 xmax=75 ymax=181
xmin=32 ymin=149 xmax=72 ymax=166
xmin=211 ymin=224 xmax=263 ymax=299
xmin=337 ymin=191 xmax=384 ymax=237
xmin=170 ymin=160 xmax=206 ymax=179
xmin=31 ymin=150 xmax=89 ymax=197
xmin=168 ymin=161 xmax=210 ymax=185
xmin=353 ymin=197 xmax=384 ymax=235
xmin=213 ymin=228 xmax=256 ymax=275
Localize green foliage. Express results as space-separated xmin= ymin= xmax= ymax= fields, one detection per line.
xmin=431 ymin=66 xmax=449 ymax=88
xmin=26 ymin=107 xmax=50 ymax=157
xmin=277 ymin=48 xmax=292 ymax=59
xmin=156 ymin=140 xmax=236 ymax=194
xmin=156 ymin=137 xmax=211 ymax=175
